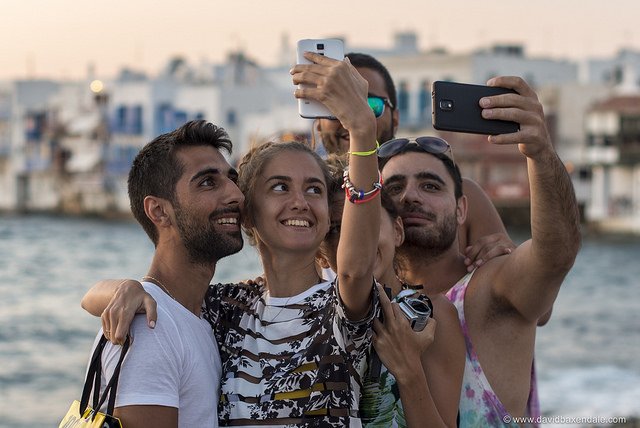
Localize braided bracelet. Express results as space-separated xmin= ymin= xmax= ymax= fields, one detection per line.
xmin=342 ymin=168 xmax=383 ymax=204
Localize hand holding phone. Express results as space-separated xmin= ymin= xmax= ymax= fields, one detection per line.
xmin=432 ymin=81 xmax=520 ymax=135
xmin=295 ymin=39 xmax=345 ymax=119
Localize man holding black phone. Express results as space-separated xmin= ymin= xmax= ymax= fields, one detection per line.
xmin=378 ymin=76 xmax=581 ymax=426
xmin=314 ymin=54 xmax=566 ymax=425
xmin=316 ymin=52 xmax=516 ymax=271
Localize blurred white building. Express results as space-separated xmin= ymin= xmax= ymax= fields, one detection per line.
xmin=585 ymin=95 xmax=640 ymax=233
xmin=2 ymin=33 xmax=640 ymax=233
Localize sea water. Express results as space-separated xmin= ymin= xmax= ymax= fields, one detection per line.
xmin=0 ymin=215 xmax=638 ymax=427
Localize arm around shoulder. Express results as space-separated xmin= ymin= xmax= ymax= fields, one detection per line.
xmin=82 ymin=279 xmax=157 ymax=345
xmin=81 ymin=279 xmax=134 ymax=316
xmin=460 ymin=178 xmax=515 ymax=270
xmin=460 ymin=177 xmax=510 ymax=247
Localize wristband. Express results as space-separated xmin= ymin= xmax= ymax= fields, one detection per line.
xmin=342 ymin=168 xmax=383 ymax=204
xmin=348 ymin=141 xmax=380 ymax=157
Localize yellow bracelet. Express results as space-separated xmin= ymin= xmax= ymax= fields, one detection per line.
xmin=348 ymin=141 xmax=380 ymax=157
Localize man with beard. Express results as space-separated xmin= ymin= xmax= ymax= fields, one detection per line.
xmin=82 ymin=120 xmax=244 ymax=428
xmin=317 ymin=52 xmax=516 ymax=269
xmin=378 ymin=77 xmax=581 ymax=426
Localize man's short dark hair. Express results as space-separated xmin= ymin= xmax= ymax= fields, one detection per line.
xmin=379 ymin=147 xmax=463 ymax=200
xmin=346 ymin=52 xmax=397 ymax=110
xmin=128 ymin=120 xmax=232 ymax=245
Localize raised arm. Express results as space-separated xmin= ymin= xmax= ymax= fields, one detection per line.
xmin=81 ymin=279 xmax=157 ymax=344
xmin=483 ymin=76 xmax=581 ymax=322
xmin=292 ymin=53 xmax=379 ymax=319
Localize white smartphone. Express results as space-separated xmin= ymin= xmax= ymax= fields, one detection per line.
xmin=296 ymin=38 xmax=345 ymax=119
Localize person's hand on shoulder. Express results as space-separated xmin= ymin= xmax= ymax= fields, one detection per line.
xmin=102 ymin=279 xmax=157 ymax=345
xmin=464 ymin=232 xmax=516 ymax=272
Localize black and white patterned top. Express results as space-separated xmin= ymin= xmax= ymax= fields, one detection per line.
xmin=202 ymin=279 xmax=377 ymax=427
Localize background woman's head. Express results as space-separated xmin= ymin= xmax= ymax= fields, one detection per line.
xmin=318 ymin=154 xmax=404 ymax=279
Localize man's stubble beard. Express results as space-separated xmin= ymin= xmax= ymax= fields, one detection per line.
xmin=174 ymin=203 xmax=244 ymax=266
xmin=401 ymin=210 xmax=458 ymax=260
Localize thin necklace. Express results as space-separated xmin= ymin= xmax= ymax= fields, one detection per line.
xmin=142 ymin=275 xmax=177 ymax=302
xmin=266 ymin=275 xmax=322 ymax=322
xmin=268 ymin=294 xmax=294 ymax=322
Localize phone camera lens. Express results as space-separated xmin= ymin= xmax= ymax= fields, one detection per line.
xmin=316 ymin=43 xmax=325 ymax=50
xmin=439 ymin=100 xmax=454 ymax=111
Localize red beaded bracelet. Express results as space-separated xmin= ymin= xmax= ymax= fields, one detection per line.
xmin=342 ymin=168 xmax=383 ymax=204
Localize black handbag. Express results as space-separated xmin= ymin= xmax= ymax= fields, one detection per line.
xmin=59 ymin=334 xmax=131 ymax=428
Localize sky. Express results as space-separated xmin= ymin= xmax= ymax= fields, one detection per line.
xmin=2 ymin=0 xmax=639 ymax=81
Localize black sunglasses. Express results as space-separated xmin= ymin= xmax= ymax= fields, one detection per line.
xmin=377 ymin=136 xmax=454 ymax=162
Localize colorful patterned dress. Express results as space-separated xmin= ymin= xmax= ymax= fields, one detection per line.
xmin=202 ymin=280 xmax=378 ymax=427
xmin=360 ymin=283 xmax=424 ymax=428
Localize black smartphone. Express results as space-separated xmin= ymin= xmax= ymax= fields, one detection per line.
xmin=432 ymin=81 xmax=520 ymax=135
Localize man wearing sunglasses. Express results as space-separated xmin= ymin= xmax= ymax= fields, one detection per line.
xmin=378 ymin=76 xmax=581 ymax=427
xmin=315 ymin=52 xmax=398 ymax=156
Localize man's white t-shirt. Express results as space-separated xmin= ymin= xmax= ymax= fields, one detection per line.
xmin=89 ymin=282 xmax=221 ymax=428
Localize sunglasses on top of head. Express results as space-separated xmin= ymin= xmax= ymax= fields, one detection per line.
xmin=368 ymin=94 xmax=394 ymax=118
xmin=377 ymin=136 xmax=454 ymax=162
